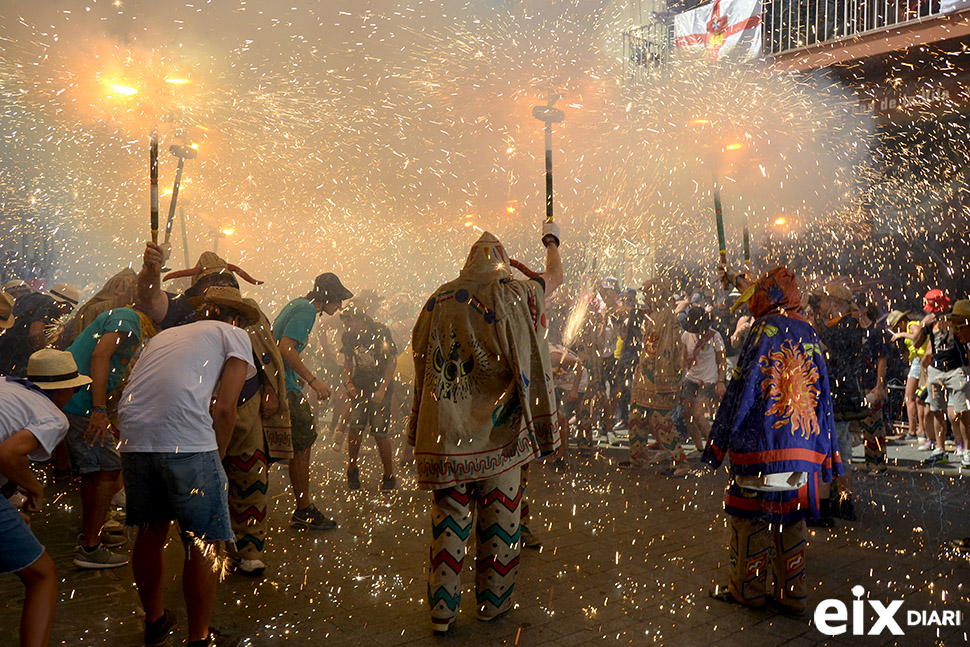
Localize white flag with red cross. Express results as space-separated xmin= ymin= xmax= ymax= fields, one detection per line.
xmin=673 ymin=0 xmax=763 ymax=63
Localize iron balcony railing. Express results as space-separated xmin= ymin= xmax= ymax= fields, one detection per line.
xmin=764 ymin=0 xmax=944 ymax=55
xmin=623 ymin=1 xmax=951 ymax=67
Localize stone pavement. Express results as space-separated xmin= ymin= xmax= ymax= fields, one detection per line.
xmin=2 ymin=433 xmax=970 ymax=647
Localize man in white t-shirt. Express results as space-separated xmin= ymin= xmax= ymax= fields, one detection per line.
xmin=118 ymin=286 xmax=258 ymax=647
xmin=681 ymin=306 xmax=726 ymax=452
xmin=0 ymin=349 xmax=92 ymax=647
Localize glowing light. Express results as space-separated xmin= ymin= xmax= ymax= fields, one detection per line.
xmin=165 ymin=78 xmax=190 ymax=85
xmin=220 ymin=227 xmax=235 ymax=236
xmin=774 ymin=217 xmax=787 ymax=226
xmin=108 ymin=83 xmax=138 ymax=96
xmin=190 ymin=143 xmax=199 ymax=150
xmin=724 ymin=142 xmax=743 ymax=150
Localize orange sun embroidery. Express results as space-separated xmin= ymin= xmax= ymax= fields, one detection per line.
xmin=759 ymin=339 xmax=821 ymax=440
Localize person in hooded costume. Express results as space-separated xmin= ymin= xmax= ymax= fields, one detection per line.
xmin=704 ymin=267 xmax=842 ymax=615
xmin=408 ymin=224 xmax=563 ymax=633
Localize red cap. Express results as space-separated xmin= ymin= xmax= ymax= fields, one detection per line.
xmin=923 ymin=289 xmax=950 ymax=313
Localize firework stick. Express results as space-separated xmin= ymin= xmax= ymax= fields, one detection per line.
xmin=150 ymin=126 xmax=159 ymax=244
xmin=544 ymin=120 xmax=554 ymax=224
xmin=533 ymin=97 xmax=563 ymax=226
xmin=712 ymin=169 xmax=727 ymax=269
xmin=742 ymin=213 xmax=750 ymax=273
xmin=163 ymin=154 xmax=186 ymax=245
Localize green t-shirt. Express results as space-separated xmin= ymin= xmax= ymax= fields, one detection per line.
xmin=273 ymin=297 xmax=317 ymax=394
xmin=64 ymin=307 xmax=143 ymax=416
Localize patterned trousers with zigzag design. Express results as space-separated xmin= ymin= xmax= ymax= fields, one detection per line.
xmin=428 ymin=469 xmax=522 ymax=625
xmin=856 ymin=401 xmax=886 ymax=467
xmin=629 ymin=405 xmax=684 ymax=467
xmin=729 ymin=516 xmax=807 ymax=612
xmin=224 ymin=396 xmax=269 ymax=560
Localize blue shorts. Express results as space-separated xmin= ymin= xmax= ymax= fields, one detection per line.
xmin=121 ymin=451 xmax=234 ymax=543
xmin=0 ymin=494 xmax=44 ymax=574
xmin=65 ymin=413 xmax=123 ymax=475
xmin=908 ymin=357 xmax=922 ymax=381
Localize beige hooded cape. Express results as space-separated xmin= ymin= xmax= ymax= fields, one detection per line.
xmin=408 ymin=232 xmax=560 ymax=489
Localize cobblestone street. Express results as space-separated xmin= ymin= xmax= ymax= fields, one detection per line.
xmin=3 ymin=436 xmax=970 ymax=647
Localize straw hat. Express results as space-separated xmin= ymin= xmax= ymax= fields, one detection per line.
xmin=3 ymin=279 xmax=28 ymax=291
xmin=886 ymin=309 xmax=911 ymax=330
xmin=822 ymin=282 xmax=853 ymax=303
xmin=0 ymin=292 xmax=14 ymax=329
xmin=27 ymin=349 xmax=93 ymax=390
xmin=49 ymin=283 xmax=80 ymax=307
xmin=951 ymin=299 xmax=970 ymax=320
xmin=188 ymin=285 xmax=261 ymax=326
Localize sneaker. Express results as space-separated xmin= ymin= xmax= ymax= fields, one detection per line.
xmin=347 ymin=468 xmax=361 ymax=491
xmin=918 ymin=441 xmax=934 ymax=451
xmin=290 ymin=504 xmax=337 ymax=531
xmin=520 ymin=524 xmax=542 ymax=549
xmin=926 ymin=449 xmax=949 ymax=465
xmin=606 ymin=431 xmax=618 ymax=445
xmin=232 ymin=558 xmax=266 ymax=577
xmin=958 ymin=443 xmax=965 ymax=454
xmin=193 ymin=628 xmax=241 ymax=647
xmin=73 ymin=542 xmax=129 ymax=569
xmin=961 ymin=450 xmax=970 ymax=467
xmin=110 ymin=488 xmax=126 ymax=509
xmin=100 ymin=527 xmax=127 ymax=549
xmin=380 ymin=475 xmax=397 ymax=491
xmin=144 ymin=609 xmax=177 ymax=647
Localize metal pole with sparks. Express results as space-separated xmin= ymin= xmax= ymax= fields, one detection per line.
xmin=179 ymin=206 xmax=190 ymax=268
xmin=164 ymin=145 xmax=197 ymax=245
xmin=742 ymin=213 xmax=751 ymax=273
xmin=712 ymin=169 xmax=727 ymax=269
xmin=150 ymin=126 xmax=159 ymax=244
xmin=532 ymin=93 xmax=564 ymax=224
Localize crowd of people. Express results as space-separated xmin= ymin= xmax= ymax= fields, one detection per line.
xmin=2 ymin=221 xmax=969 ymax=645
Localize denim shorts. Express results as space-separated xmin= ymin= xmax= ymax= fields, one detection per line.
xmin=907 ymin=357 xmax=923 ymax=381
xmin=0 ymin=494 xmax=44 ymax=574
xmin=65 ymin=413 xmax=123 ymax=475
xmin=121 ymin=451 xmax=234 ymax=543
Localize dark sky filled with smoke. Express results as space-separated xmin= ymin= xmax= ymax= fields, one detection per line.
xmin=2 ymin=0 xmax=882 ymax=312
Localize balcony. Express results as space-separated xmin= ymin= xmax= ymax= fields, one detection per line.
xmin=622 ymin=2 xmax=970 ymax=74
xmin=766 ymin=0 xmax=970 ymax=70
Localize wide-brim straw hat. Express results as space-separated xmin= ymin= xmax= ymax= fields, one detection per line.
xmin=886 ymin=309 xmax=911 ymax=329
xmin=951 ymin=299 xmax=970 ymax=320
xmin=0 ymin=292 xmax=14 ymax=329
xmin=188 ymin=286 xmax=261 ymax=326
xmin=27 ymin=349 xmax=93 ymax=390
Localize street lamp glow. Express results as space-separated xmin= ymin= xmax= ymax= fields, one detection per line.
xmin=220 ymin=227 xmax=235 ymax=236
xmin=774 ymin=217 xmax=787 ymax=226
xmin=165 ymin=77 xmax=190 ymax=85
xmin=109 ymin=83 xmax=138 ymax=96
xmin=724 ymin=142 xmax=743 ymax=151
